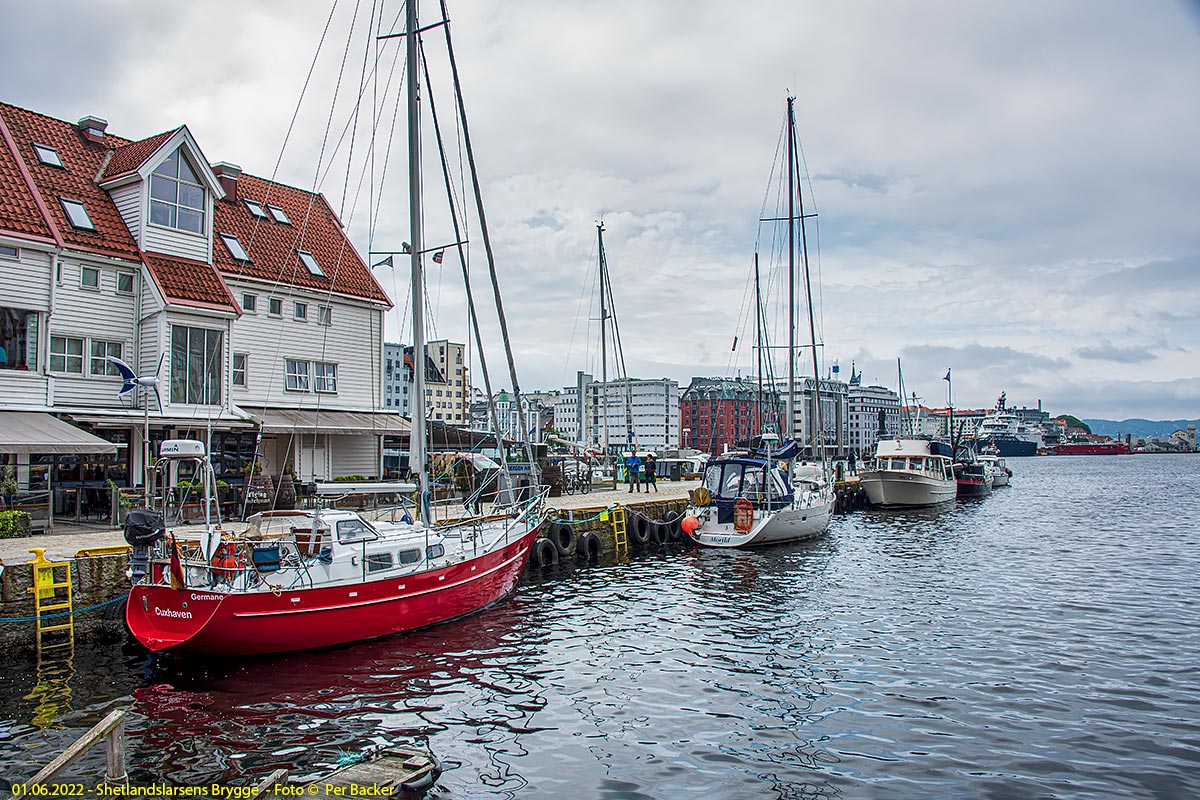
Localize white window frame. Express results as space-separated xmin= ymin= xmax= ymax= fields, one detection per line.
xmin=50 ymin=335 xmax=84 ymax=374
xmin=90 ymin=339 xmax=122 ymax=376
xmin=244 ymin=199 xmax=268 ymax=218
xmin=80 ymin=265 xmax=100 ymax=290
xmin=268 ymin=297 xmax=283 ymax=317
xmin=317 ymin=305 xmax=332 ymax=326
xmin=0 ymin=244 xmax=19 ymax=260
xmin=285 ymin=358 xmax=310 ymax=391
xmin=294 ymin=302 xmax=308 ymax=321
xmin=33 ymin=143 xmax=63 ymax=168
xmin=314 ymin=361 xmax=337 ymax=393
xmin=170 ymin=325 xmax=223 ymax=406
xmin=149 ymin=148 xmax=206 ymax=236
xmin=116 ymin=272 xmax=135 ymax=295
xmin=297 ymin=250 xmax=325 ymax=277
xmin=60 ymin=198 xmax=95 ymax=231
xmin=219 ymin=233 xmax=251 ymax=262
xmin=232 ymin=353 xmax=247 ymax=387
xmin=267 ymin=205 xmax=290 ymax=224
xmin=241 ymin=293 xmax=257 ymax=312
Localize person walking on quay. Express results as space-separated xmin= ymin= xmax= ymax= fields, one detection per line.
xmin=626 ymin=452 xmax=643 ymax=493
xmin=644 ymin=454 xmax=658 ymax=492
xmin=848 ymin=449 xmax=857 ymax=475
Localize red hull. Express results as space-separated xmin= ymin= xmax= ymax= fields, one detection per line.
xmin=1040 ymin=443 xmax=1131 ymax=455
xmin=126 ymin=525 xmax=542 ymax=656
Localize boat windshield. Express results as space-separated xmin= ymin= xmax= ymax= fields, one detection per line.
xmin=336 ymin=517 xmax=379 ymax=543
xmin=703 ymin=462 xmax=788 ymax=499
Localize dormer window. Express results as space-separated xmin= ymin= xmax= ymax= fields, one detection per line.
xmin=60 ymin=198 xmax=95 ymax=230
xmin=244 ymin=199 xmax=268 ymax=219
xmin=33 ymin=143 xmax=63 ymax=168
xmin=297 ymin=250 xmax=325 ymax=277
xmin=150 ymin=148 xmax=205 ymax=234
xmin=219 ymin=233 xmax=251 ymax=262
xmin=267 ymin=205 xmax=290 ymax=224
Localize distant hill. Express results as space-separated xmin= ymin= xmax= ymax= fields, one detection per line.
xmin=1083 ymin=418 xmax=1199 ymax=438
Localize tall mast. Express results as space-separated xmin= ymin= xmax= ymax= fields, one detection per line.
xmin=786 ymin=97 xmax=796 ymax=441
xmin=406 ymin=0 xmax=429 ymax=517
xmin=597 ymin=221 xmax=610 ymax=455
xmin=793 ymin=98 xmax=824 ymax=464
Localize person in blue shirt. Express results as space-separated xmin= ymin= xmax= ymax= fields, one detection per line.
xmin=626 ymin=453 xmax=642 ymax=493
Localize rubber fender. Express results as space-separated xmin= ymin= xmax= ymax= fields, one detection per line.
xmin=629 ymin=513 xmax=651 ymax=545
xmin=576 ymin=531 xmax=603 ymax=561
xmin=648 ymin=520 xmax=667 ymax=544
xmin=533 ymin=537 xmax=559 ymax=567
xmin=398 ymin=753 xmax=442 ymax=797
xmin=551 ymin=522 xmax=577 ymax=556
xmin=660 ymin=510 xmax=683 ymax=540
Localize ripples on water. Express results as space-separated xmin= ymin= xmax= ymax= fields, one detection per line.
xmin=2 ymin=455 xmax=1199 ymax=798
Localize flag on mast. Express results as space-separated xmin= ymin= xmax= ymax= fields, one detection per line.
xmin=432 ymin=250 xmax=444 ymax=264
xmin=943 ymin=369 xmax=951 ymax=382
xmin=372 ymin=255 xmax=393 ymax=269
xmin=168 ymin=533 xmax=186 ymax=590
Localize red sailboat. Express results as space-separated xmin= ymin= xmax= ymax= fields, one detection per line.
xmin=124 ymin=0 xmax=546 ymax=656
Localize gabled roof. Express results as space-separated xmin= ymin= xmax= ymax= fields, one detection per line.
xmin=100 ymin=128 xmax=180 ymax=182
xmin=213 ymin=174 xmax=391 ymax=306
xmin=0 ymin=101 xmax=140 ymax=259
xmin=142 ymin=252 xmax=240 ymax=314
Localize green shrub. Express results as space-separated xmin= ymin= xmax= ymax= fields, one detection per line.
xmin=0 ymin=510 xmax=31 ymax=539
xmin=332 ymin=474 xmax=369 ymax=482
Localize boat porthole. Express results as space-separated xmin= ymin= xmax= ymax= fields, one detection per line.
xmin=181 ymin=602 xmax=188 ymax=609
xmin=141 ymin=595 xmax=148 ymax=611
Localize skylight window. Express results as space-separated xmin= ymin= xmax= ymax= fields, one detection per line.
xmin=244 ymin=199 xmax=268 ymax=219
xmin=33 ymin=143 xmax=63 ymax=168
xmin=220 ymin=233 xmax=251 ymax=262
xmin=60 ymin=198 xmax=95 ymax=230
xmin=267 ymin=205 xmax=290 ymax=224
xmin=297 ymin=250 xmax=325 ymax=277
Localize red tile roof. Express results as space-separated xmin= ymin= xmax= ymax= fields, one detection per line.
xmin=101 ymin=128 xmax=180 ymax=181
xmin=213 ymin=174 xmax=391 ymax=305
xmin=0 ymin=100 xmax=391 ymax=309
xmin=0 ymin=102 xmax=140 ymax=259
xmin=142 ymin=252 xmax=239 ymax=314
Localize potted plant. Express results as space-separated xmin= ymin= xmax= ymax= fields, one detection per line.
xmin=0 ymin=465 xmax=17 ymax=508
xmin=0 ymin=509 xmax=31 ymax=539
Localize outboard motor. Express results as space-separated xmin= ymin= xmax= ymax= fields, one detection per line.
xmin=123 ymin=508 xmax=166 ymax=583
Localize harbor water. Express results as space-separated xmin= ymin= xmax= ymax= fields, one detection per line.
xmin=2 ymin=454 xmax=1198 ymax=798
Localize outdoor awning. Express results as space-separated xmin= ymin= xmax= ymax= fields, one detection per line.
xmin=0 ymin=412 xmax=119 ymax=455
xmin=247 ymin=408 xmax=412 ymax=436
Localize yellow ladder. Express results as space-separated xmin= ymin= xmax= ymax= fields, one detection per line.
xmin=27 ymin=548 xmax=74 ymax=650
xmin=610 ymin=505 xmax=628 ymax=553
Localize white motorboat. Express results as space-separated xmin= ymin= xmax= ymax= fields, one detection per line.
xmin=860 ymin=437 xmax=957 ymax=507
xmin=978 ymin=454 xmax=1012 ymax=487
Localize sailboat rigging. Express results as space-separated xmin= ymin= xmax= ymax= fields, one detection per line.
xmin=682 ymin=96 xmax=834 ymax=548
xmin=121 ymin=0 xmax=548 ymax=656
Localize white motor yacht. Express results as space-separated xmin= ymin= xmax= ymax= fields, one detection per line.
xmin=860 ymin=437 xmax=957 ymax=507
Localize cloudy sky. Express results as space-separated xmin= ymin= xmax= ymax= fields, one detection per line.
xmin=4 ymin=0 xmax=1199 ymax=420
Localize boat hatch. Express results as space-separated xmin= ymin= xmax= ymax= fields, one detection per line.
xmin=336 ymin=517 xmax=379 ymax=544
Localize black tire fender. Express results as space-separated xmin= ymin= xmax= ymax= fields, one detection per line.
xmin=577 ymin=531 xmax=602 ymax=561
xmin=551 ymin=522 xmax=577 ymax=556
xmin=533 ymin=537 xmax=559 ymax=567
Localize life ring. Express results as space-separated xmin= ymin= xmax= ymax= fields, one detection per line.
xmin=629 ymin=514 xmax=651 ymax=546
xmin=576 ymin=531 xmax=602 ymax=562
xmin=210 ymin=541 xmax=246 ymax=577
xmin=532 ymin=537 xmax=559 ymax=567
xmin=551 ymin=522 xmax=577 ymax=556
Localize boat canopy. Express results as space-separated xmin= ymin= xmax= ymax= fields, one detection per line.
xmin=702 ymin=457 xmax=791 ymax=501
xmin=746 ymin=438 xmax=802 ymax=461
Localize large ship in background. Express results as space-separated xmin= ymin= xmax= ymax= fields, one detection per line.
xmin=1040 ymin=439 xmax=1132 ymax=456
xmin=973 ymin=393 xmax=1043 ymax=457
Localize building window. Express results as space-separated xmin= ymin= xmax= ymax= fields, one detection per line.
xmin=0 ymin=307 xmax=37 ymax=370
xmin=117 ymin=272 xmax=135 ymax=294
xmin=269 ymin=297 xmax=283 ymax=316
xmin=297 ymin=250 xmax=325 ymax=277
xmin=285 ymin=359 xmax=309 ymax=391
xmin=50 ymin=335 xmax=84 ymax=374
xmin=244 ymin=199 xmax=268 ymax=218
xmin=170 ymin=325 xmax=223 ymax=405
xmin=33 ymin=143 xmax=63 ymax=168
xmin=219 ymin=233 xmax=251 ymax=262
xmin=80 ymin=265 xmax=100 ymax=289
xmin=150 ymin=148 xmax=205 ymax=234
xmin=90 ymin=340 xmax=122 ymax=376
xmin=232 ymin=353 xmax=247 ymax=387
xmin=0 ymin=245 xmax=18 ymax=260
xmin=60 ymin=199 xmax=95 ymax=231
xmin=318 ymin=305 xmax=332 ymax=326
xmin=294 ymin=302 xmax=307 ymax=321
xmin=242 ymin=293 xmax=257 ymax=312
xmin=315 ymin=362 xmax=337 ymax=393
xmin=267 ymin=205 xmax=290 ymax=224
